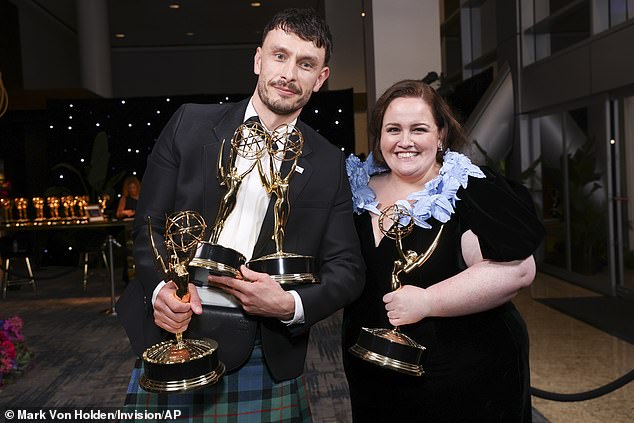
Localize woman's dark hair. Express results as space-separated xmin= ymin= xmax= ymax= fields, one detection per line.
xmin=369 ymin=79 xmax=467 ymax=167
xmin=262 ymin=8 xmax=333 ymax=64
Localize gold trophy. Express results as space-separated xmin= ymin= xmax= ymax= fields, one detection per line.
xmin=14 ymin=197 xmax=29 ymax=223
xmin=61 ymin=195 xmax=74 ymax=222
xmin=32 ymin=197 xmax=45 ymax=224
xmin=0 ymin=198 xmax=12 ymax=224
xmin=247 ymin=124 xmax=318 ymax=285
xmin=349 ymin=204 xmax=444 ymax=376
xmin=190 ymin=121 xmax=267 ymax=278
xmin=140 ymin=210 xmax=225 ymax=393
xmin=75 ymin=196 xmax=89 ymax=222
xmin=98 ymin=194 xmax=110 ymax=216
xmin=47 ymin=196 xmax=61 ymax=223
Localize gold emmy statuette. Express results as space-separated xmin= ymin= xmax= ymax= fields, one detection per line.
xmin=190 ymin=121 xmax=267 ymax=278
xmin=14 ymin=197 xmax=29 ymax=224
xmin=61 ymin=195 xmax=74 ymax=222
xmin=46 ymin=196 xmax=61 ymax=223
xmin=140 ymin=211 xmax=225 ymax=393
xmin=76 ymin=196 xmax=89 ymax=222
xmin=247 ymin=124 xmax=318 ymax=285
xmin=349 ymin=204 xmax=444 ymax=376
xmin=32 ymin=197 xmax=45 ymax=224
xmin=0 ymin=198 xmax=13 ymax=224
xmin=97 ymin=194 xmax=110 ymax=215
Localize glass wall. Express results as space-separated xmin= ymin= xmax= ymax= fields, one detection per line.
xmin=530 ymin=97 xmax=634 ymax=297
xmin=533 ymin=103 xmax=611 ymax=292
xmin=618 ymin=96 xmax=634 ymax=293
xmin=521 ymin=0 xmax=634 ymax=65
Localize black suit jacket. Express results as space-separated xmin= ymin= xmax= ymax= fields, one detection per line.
xmin=116 ymin=98 xmax=365 ymax=381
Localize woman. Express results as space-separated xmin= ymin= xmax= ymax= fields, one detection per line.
xmin=116 ymin=176 xmax=140 ymax=219
xmin=343 ymin=80 xmax=544 ymax=422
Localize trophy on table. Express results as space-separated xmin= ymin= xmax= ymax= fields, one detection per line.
xmin=247 ymin=124 xmax=318 ymax=285
xmin=32 ymin=197 xmax=45 ymax=224
xmin=349 ymin=204 xmax=444 ymax=376
xmin=190 ymin=120 xmax=267 ymax=278
xmin=76 ymin=196 xmax=89 ymax=221
xmin=97 ymin=194 xmax=110 ymax=216
xmin=61 ymin=195 xmax=75 ymax=222
xmin=14 ymin=197 xmax=29 ymax=223
xmin=0 ymin=198 xmax=13 ymax=224
xmin=46 ymin=196 xmax=61 ymax=223
xmin=140 ymin=210 xmax=225 ymax=393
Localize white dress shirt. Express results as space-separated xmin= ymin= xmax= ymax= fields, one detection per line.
xmin=152 ymin=98 xmax=305 ymax=325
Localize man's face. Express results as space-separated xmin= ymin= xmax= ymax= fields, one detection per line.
xmin=254 ymin=28 xmax=330 ymax=117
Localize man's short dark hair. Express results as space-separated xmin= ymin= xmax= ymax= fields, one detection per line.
xmin=262 ymin=8 xmax=333 ymax=64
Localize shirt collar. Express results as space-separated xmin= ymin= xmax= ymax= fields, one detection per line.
xmin=244 ymin=97 xmax=298 ymax=131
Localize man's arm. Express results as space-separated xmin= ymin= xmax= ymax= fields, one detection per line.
xmin=290 ymin=151 xmax=365 ymax=333
xmin=207 ymin=151 xmax=365 ymax=333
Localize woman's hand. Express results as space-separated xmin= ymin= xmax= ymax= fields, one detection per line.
xmin=383 ymin=285 xmax=431 ymax=326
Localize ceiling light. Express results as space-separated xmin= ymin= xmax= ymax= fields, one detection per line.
xmin=115 ymin=33 xmax=126 ymax=38
xmin=251 ymin=2 xmax=262 ymax=7
xmin=168 ymin=3 xmax=180 ymax=9
xmin=185 ymin=32 xmax=195 ymax=36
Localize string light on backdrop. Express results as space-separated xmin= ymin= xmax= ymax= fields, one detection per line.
xmin=46 ymin=89 xmax=355 ymax=198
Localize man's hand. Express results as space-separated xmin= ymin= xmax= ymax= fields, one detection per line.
xmin=208 ymin=265 xmax=295 ymax=320
xmin=153 ymin=281 xmax=202 ymax=333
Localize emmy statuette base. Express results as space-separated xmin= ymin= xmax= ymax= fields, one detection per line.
xmin=247 ymin=253 xmax=318 ymax=286
xmin=140 ymin=338 xmax=225 ymax=393
xmin=190 ymin=242 xmax=246 ymax=278
xmin=349 ymin=327 xmax=425 ymax=377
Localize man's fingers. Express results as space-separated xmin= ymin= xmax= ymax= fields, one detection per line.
xmin=208 ymin=273 xmax=251 ymax=296
xmin=188 ymin=283 xmax=202 ymax=315
xmin=240 ymin=265 xmax=264 ymax=282
xmin=155 ymin=314 xmax=192 ymax=333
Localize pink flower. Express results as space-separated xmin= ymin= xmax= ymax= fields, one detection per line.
xmin=3 ymin=316 xmax=24 ymax=341
xmin=1 ymin=340 xmax=16 ymax=360
xmin=0 ymin=355 xmax=13 ymax=374
xmin=0 ymin=315 xmax=31 ymax=383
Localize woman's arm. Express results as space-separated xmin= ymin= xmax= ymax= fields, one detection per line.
xmin=384 ymin=229 xmax=535 ymax=326
xmin=116 ymin=196 xmax=132 ymax=218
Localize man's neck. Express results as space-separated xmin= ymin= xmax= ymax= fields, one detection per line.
xmin=251 ymin=94 xmax=301 ymax=130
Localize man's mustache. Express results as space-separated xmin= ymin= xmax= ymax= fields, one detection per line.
xmin=270 ymin=80 xmax=301 ymax=95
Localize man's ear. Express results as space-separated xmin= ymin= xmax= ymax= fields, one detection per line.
xmin=254 ymin=47 xmax=262 ymax=75
xmin=312 ymin=66 xmax=330 ymax=92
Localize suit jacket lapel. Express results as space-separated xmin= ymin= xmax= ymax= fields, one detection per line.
xmin=203 ymin=99 xmax=249 ymax=226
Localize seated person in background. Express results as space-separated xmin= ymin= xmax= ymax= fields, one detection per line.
xmin=116 ymin=176 xmax=140 ymax=219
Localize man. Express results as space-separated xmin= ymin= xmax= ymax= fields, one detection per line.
xmin=116 ymin=8 xmax=365 ymax=421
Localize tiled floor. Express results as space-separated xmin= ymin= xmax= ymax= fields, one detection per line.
xmin=1 ymin=267 xmax=633 ymax=422
xmin=518 ymin=273 xmax=634 ymax=423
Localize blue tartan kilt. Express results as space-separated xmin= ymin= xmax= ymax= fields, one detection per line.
xmin=124 ymin=344 xmax=312 ymax=423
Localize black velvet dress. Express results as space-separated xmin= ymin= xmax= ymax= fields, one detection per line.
xmin=342 ymin=168 xmax=545 ymax=422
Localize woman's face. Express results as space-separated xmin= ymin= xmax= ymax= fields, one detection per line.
xmin=379 ymin=97 xmax=441 ymax=182
xmin=128 ymin=182 xmax=139 ymax=197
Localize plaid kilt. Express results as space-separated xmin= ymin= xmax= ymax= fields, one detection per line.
xmin=124 ymin=345 xmax=312 ymax=423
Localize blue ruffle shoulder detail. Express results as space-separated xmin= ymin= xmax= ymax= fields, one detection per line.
xmin=345 ymin=150 xmax=485 ymax=229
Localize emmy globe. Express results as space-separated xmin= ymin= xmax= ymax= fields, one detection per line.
xmin=140 ymin=211 xmax=225 ymax=393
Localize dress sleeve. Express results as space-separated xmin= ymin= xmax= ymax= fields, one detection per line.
xmin=455 ymin=166 xmax=545 ymax=261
